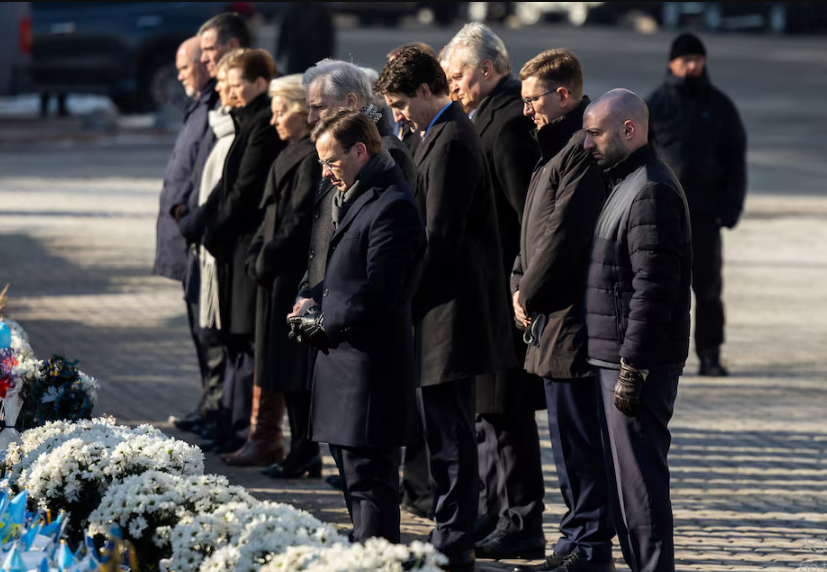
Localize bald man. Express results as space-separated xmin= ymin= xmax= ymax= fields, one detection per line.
xmin=582 ymin=89 xmax=692 ymax=572
xmin=154 ymin=36 xmax=223 ymax=433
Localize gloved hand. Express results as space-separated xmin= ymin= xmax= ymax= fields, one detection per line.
xmin=287 ymin=307 xmax=330 ymax=354
xmin=614 ymin=358 xmax=647 ymax=417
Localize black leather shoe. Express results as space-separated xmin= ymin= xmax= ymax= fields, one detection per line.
xmin=475 ymin=528 xmax=546 ymax=560
xmin=532 ymin=552 xmax=567 ymax=571
xmin=401 ymin=500 xmax=432 ymax=520
xmin=325 ymin=474 xmax=345 ymax=491
xmin=698 ymin=349 xmax=729 ymax=377
xmin=442 ymin=549 xmax=475 ymax=572
xmin=196 ymin=421 xmax=221 ymax=441
xmin=173 ymin=411 xmax=203 ymax=433
xmin=475 ymin=513 xmax=498 ymax=542
xmin=262 ymin=454 xmax=323 ymax=479
xmin=544 ymin=552 xmax=616 ymax=572
xmin=699 ymin=356 xmax=729 ymax=377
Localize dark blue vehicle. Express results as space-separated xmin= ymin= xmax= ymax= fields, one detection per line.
xmin=31 ymin=2 xmax=254 ymax=113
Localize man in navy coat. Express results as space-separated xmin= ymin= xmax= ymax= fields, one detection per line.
xmin=288 ymin=109 xmax=426 ymax=543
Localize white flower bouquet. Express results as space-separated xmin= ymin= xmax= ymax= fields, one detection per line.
xmin=89 ymin=471 xmax=257 ymax=571
xmin=195 ymin=502 xmax=344 ymax=572
xmin=262 ymin=538 xmax=447 ymax=572
xmin=8 ymin=420 xmax=204 ymax=540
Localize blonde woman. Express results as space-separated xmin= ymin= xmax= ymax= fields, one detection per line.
xmin=225 ymin=75 xmax=323 ymax=472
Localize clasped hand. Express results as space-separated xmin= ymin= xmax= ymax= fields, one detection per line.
xmin=286 ymin=306 xmax=330 ymax=354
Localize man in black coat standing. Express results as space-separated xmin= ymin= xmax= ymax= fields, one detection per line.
xmin=274 ymin=59 xmax=419 ymax=482
xmin=376 ymin=48 xmax=516 ymax=572
xmin=513 ymin=50 xmax=614 ymax=572
xmin=647 ymin=33 xmax=746 ymax=377
xmin=288 ymin=110 xmax=426 ymax=543
xmin=583 ymin=89 xmax=693 ymax=572
xmin=442 ymin=23 xmax=546 ymax=558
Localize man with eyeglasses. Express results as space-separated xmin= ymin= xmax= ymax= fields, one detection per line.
xmin=511 ymin=50 xmax=615 ymax=572
xmin=376 ymin=47 xmax=516 ymax=572
xmin=441 ymin=23 xmax=546 ymax=561
xmin=288 ymin=109 xmax=426 ymax=544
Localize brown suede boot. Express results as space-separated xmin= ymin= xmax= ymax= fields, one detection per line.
xmin=222 ymin=386 xmax=285 ymax=466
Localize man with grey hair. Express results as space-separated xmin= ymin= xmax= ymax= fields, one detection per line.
xmin=583 ymin=89 xmax=692 ymax=572
xmin=443 ymin=23 xmax=545 ymax=560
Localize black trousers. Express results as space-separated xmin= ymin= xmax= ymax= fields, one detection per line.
xmin=420 ymin=377 xmax=478 ymax=557
xmin=285 ymin=390 xmax=318 ymax=459
xmin=185 ymin=299 xmax=226 ymax=419
xmin=544 ymin=377 xmax=614 ymax=563
xmin=476 ymin=412 xmax=544 ymax=535
xmin=329 ymin=444 xmax=403 ymax=543
xmin=692 ymin=221 xmax=725 ymax=354
xmin=402 ymin=388 xmax=433 ymax=517
xmin=596 ymin=368 xmax=680 ymax=572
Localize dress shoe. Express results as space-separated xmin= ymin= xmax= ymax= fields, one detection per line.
xmin=173 ymin=411 xmax=203 ymax=433
xmin=196 ymin=421 xmax=220 ymax=441
xmin=475 ymin=513 xmax=498 ymax=542
xmin=325 ymin=474 xmax=345 ymax=491
xmin=442 ymin=549 xmax=475 ymax=572
xmin=475 ymin=528 xmax=546 ymax=560
xmin=221 ymin=441 xmax=284 ymax=467
xmin=540 ymin=552 xmax=615 ymax=572
xmin=262 ymin=453 xmax=322 ymax=479
xmin=401 ymin=500 xmax=432 ymax=520
xmin=698 ymin=348 xmax=729 ymax=377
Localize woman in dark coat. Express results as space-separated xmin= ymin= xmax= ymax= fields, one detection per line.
xmin=224 ymin=75 xmax=322 ymax=473
xmin=201 ymin=49 xmax=284 ymax=453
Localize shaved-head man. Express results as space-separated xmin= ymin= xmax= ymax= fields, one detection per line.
xmin=583 ymin=89 xmax=692 ymax=572
xmin=176 ymin=37 xmax=209 ymax=98
xmin=154 ymin=34 xmax=225 ymax=436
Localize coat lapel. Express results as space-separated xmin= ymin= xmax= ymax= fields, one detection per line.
xmin=328 ymin=188 xmax=377 ymax=248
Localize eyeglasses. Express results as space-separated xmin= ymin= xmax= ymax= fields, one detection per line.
xmin=318 ymin=145 xmax=353 ymax=171
xmin=521 ymin=88 xmax=565 ymax=109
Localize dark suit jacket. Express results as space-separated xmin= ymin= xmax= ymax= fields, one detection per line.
xmin=472 ymin=75 xmax=544 ymax=413
xmin=511 ymin=97 xmax=607 ymax=380
xmin=310 ymin=157 xmax=426 ymax=448
xmin=247 ymin=136 xmax=320 ymax=392
xmin=202 ymin=92 xmax=286 ymax=336
xmin=413 ymin=101 xmax=516 ymax=386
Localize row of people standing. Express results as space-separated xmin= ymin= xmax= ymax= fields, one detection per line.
xmin=152 ymin=13 xmax=746 ymax=572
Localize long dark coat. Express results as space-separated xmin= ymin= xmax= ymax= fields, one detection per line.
xmin=202 ymin=92 xmax=285 ymax=336
xmin=310 ymin=158 xmax=426 ymax=448
xmin=247 ymin=136 xmax=320 ymax=392
xmin=413 ymin=101 xmax=516 ymax=386
xmin=472 ymin=75 xmax=544 ymax=414
xmin=511 ymin=97 xmax=607 ymax=380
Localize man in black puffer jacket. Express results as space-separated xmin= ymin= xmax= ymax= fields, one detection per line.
xmin=583 ymin=89 xmax=692 ymax=572
xmin=647 ymin=33 xmax=746 ymax=376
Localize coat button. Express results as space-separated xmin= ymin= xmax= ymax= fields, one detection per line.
xmin=309 ymin=250 xmax=315 ymax=259
xmin=323 ymin=288 xmax=329 ymax=297
xmin=331 ymin=245 xmax=336 ymax=251
xmin=314 ymin=210 xmax=320 ymax=219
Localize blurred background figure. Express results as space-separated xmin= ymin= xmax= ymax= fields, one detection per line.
xmin=647 ymin=33 xmax=747 ymax=377
xmin=276 ymin=2 xmax=335 ymax=75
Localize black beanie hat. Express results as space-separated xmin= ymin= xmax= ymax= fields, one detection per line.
xmin=669 ymin=33 xmax=706 ymax=60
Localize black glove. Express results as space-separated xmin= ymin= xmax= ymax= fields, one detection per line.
xmin=287 ymin=308 xmax=330 ymax=354
xmin=614 ymin=358 xmax=647 ymax=418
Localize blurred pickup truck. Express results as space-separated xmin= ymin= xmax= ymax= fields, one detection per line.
xmin=0 ymin=2 xmax=32 ymax=96
xmin=30 ymin=1 xmax=254 ymax=114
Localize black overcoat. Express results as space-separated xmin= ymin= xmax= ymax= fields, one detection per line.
xmin=511 ymin=97 xmax=607 ymax=380
xmin=202 ymin=92 xmax=285 ymax=336
xmin=413 ymin=101 xmax=516 ymax=386
xmin=248 ymin=136 xmax=320 ymax=392
xmin=472 ymin=75 xmax=544 ymax=413
xmin=309 ymin=158 xmax=426 ymax=448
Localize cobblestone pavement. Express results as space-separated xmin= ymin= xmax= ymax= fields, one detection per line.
xmin=0 ymin=147 xmax=825 ymax=572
